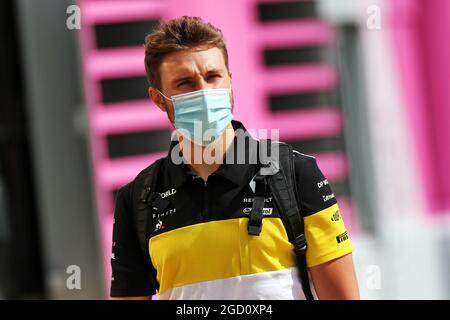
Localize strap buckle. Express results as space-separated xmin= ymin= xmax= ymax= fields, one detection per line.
xmin=247 ymin=174 xmax=267 ymax=236
xmin=140 ymin=187 xmax=169 ymax=212
xmin=248 ymin=224 xmax=262 ymax=236
xmin=294 ymin=234 xmax=307 ymax=255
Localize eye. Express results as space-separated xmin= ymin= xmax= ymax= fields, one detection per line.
xmin=177 ymin=80 xmax=191 ymax=88
xmin=207 ymin=74 xmax=221 ymax=81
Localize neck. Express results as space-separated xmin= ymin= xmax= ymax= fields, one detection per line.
xmin=179 ymin=122 xmax=235 ymax=182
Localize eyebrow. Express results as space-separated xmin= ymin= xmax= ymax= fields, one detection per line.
xmin=204 ymin=68 xmax=223 ymax=75
xmin=171 ymin=68 xmax=224 ymax=86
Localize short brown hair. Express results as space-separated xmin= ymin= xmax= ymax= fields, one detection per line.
xmin=144 ymin=16 xmax=230 ymax=89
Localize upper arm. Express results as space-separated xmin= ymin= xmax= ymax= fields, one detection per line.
xmin=110 ymin=184 xmax=157 ymax=298
xmin=309 ymin=253 xmax=359 ymax=300
xmin=294 ymin=153 xmax=358 ymax=298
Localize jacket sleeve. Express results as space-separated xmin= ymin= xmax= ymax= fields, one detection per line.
xmin=110 ymin=183 xmax=157 ymax=297
xmin=294 ymin=153 xmax=353 ymax=268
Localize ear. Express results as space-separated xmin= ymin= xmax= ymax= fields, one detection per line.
xmin=148 ymin=87 xmax=166 ymax=112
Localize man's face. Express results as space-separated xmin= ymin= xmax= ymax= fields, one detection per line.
xmin=149 ymin=45 xmax=233 ymax=124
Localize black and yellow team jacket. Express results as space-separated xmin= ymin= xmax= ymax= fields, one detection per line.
xmin=110 ymin=120 xmax=353 ymax=299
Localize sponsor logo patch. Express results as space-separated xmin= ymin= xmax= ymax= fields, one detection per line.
xmin=153 ymin=208 xmax=177 ymax=219
xmin=243 ymin=197 xmax=273 ymax=203
xmin=243 ymin=207 xmax=273 ymax=215
xmin=317 ymin=179 xmax=329 ymax=189
xmin=154 ymin=219 xmax=166 ymax=232
xmin=336 ymin=231 xmax=349 ymax=244
xmin=160 ymin=188 xmax=176 ymax=198
xmin=323 ymin=193 xmax=335 ymax=202
xmin=331 ymin=210 xmax=341 ymax=222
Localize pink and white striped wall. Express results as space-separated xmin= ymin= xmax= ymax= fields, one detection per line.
xmin=389 ymin=0 xmax=450 ymax=215
xmin=77 ymin=0 xmax=354 ymax=297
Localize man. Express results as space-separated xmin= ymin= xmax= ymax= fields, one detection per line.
xmin=111 ymin=16 xmax=359 ymax=300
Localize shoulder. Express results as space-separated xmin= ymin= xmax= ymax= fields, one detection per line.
xmin=133 ymin=156 xmax=166 ymax=184
xmin=116 ymin=156 xmax=167 ymax=206
xmin=292 ymin=150 xmax=318 ymax=172
xmin=290 ymin=148 xmax=337 ymax=216
xmin=292 ymin=150 xmax=324 ymax=188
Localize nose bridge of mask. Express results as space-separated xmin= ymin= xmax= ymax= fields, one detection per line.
xmin=172 ymin=90 xmax=209 ymax=123
xmin=173 ymin=88 xmax=229 ymax=119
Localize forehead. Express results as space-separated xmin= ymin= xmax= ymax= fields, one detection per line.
xmin=159 ymin=46 xmax=227 ymax=77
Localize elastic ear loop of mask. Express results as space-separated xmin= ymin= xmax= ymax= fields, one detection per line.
xmin=156 ymin=89 xmax=172 ymax=102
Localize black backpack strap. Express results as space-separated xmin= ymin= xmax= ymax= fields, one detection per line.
xmin=248 ymin=139 xmax=314 ymax=300
xmin=247 ymin=173 xmax=266 ymax=236
xmin=248 ymin=140 xmax=280 ymax=235
xmin=269 ymin=142 xmax=314 ymax=300
xmin=132 ymin=158 xmax=165 ymax=288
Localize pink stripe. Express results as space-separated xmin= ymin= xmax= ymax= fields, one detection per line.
xmin=82 ymin=0 xmax=165 ymax=25
xmin=389 ymin=0 xmax=450 ymax=213
xmin=389 ymin=1 xmax=433 ymax=211
xmin=92 ymin=103 xmax=170 ymax=135
xmin=88 ymin=47 xmax=145 ymax=80
xmin=270 ymin=107 xmax=343 ymax=140
xmin=98 ymin=153 xmax=167 ymax=190
xmin=257 ymin=64 xmax=339 ymax=93
xmin=314 ymin=152 xmax=349 ymax=183
xmin=423 ymin=0 xmax=450 ymax=211
xmin=254 ymin=21 xmax=335 ymax=48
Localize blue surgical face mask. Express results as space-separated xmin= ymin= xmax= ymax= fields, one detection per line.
xmin=158 ymin=87 xmax=233 ymax=146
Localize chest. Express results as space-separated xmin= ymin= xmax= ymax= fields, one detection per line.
xmin=147 ymin=177 xmax=296 ymax=293
xmin=149 ymin=177 xmax=280 ymax=235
